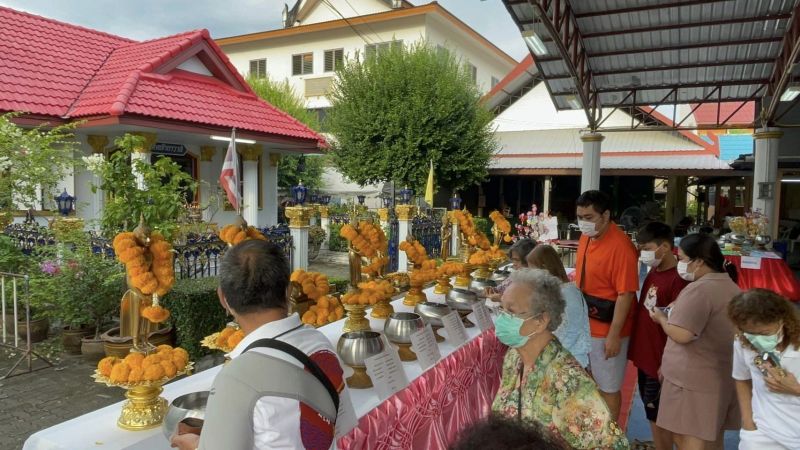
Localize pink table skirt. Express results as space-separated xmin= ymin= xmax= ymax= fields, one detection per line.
xmin=337 ymin=330 xmax=508 ymax=450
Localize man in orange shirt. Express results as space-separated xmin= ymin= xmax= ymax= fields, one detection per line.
xmin=575 ymin=190 xmax=639 ymax=421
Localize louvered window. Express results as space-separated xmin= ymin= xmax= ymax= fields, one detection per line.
xmin=324 ymin=49 xmax=344 ymax=72
xmin=468 ymin=63 xmax=477 ymax=84
xmin=364 ymin=40 xmax=403 ymax=59
xmin=292 ymin=53 xmax=313 ymax=75
xmin=249 ymin=58 xmax=267 ymax=78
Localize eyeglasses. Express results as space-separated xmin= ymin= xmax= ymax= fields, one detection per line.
xmin=497 ymin=306 xmax=535 ymax=320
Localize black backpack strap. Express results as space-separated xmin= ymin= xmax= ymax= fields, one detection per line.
xmin=244 ymin=337 xmax=340 ymax=414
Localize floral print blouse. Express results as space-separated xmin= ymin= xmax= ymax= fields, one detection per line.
xmin=492 ymin=339 xmax=629 ymax=450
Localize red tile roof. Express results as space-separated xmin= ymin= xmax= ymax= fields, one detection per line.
xmin=0 ymin=6 xmax=323 ymax=145
xmin=691 ymin=102 xmax=756 ymax=126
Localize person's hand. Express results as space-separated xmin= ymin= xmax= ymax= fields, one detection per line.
xmin=648 ymin=307 xmax=667 ymax=326
xmin=604 ymin=333 xmax=621 ymax=359
xmin=170 ymin=432 xmax=200 ymax=450
xmin=764 ymin=366 xmax=800 ymax=396
xmin=741 ymin=419 xmax=758 ymax=431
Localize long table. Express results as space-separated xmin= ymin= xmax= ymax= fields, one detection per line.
xmin=23 ymin=286 xmax=504 ymax=450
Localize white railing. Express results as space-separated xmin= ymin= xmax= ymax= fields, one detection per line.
xmin=1 ymin=272 xmax=52 ymax=379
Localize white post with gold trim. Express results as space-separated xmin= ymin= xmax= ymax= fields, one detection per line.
xmin=752 ymin=128 xmax=782 ymax=235
xmin=580 ymin=132 xmax=603 ymax=193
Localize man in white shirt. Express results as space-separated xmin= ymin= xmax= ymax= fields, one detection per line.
xmin=171 ymin=239 xmax=354 ymax=450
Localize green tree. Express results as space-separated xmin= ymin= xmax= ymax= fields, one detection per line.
xmin=326 ymin=42 xmax=496 ymax=192
xmin=247 ymin=75 xmax=326 ymax=189
xmin=0 ymin=113 xmax=80 ymax=224
xmin=85 ymin=134 xmax=196 ymax=238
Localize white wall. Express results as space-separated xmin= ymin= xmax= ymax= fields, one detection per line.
xmin=300 ymin=0 xmax=393 ymax=25
xmin=222 ymin=15 xmax=427 ymax=109
xmin=424 ymin=14 xmax=514 ymax=94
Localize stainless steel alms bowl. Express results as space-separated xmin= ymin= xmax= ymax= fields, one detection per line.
xmin=490 ymin=270 xmax=509 ymax=282
xmin=162 ymin=391 xmax=209 ymax=440
xmin=446 ymin=288 xmax=479 ymax=311
xmin=470 ymin=278 xmax=497 ymax=293
xmin=414 ymin=302 xmax=453 ymax=327
xmin=383 ymin=312 xmax=425 ymax=344
xmin=337 ymin=331 xmax=385 ymax=367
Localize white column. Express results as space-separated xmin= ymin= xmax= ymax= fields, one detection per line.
xmin=752 ymin=128 xmax=782 ymax=233
xmin=83 ymin=135 xmax=108 ymax=226
xmin=396 ymin=205 xmax=416 ymax=272
xmin=580 ymin=132 xmax=603 ymax=193
xmin=450 ymin=216 xmax=459 ymax=257
xmin=130 ymin=132 xmax=156 ymax=191
xmin=199 ymin=146 xmax=217 ymax=222
xmin=285 ymin=206 xmax=311 ymax=270
xmin=265 ymin=153 xmax=280 ymax=226
xmin=240 ymin=145 xmax=262 ymax=227
xmin=543 ymin=175 xmax=552 ymax=214
xmin=319 ymin=206 xmax=330 ymax=250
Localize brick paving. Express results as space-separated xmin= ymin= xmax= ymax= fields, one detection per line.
xmin=0 ymin=344 xmax=124 ymax=450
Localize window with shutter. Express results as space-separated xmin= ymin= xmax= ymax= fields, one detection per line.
xmin=249 ymin=58 xmax=267 ymax=78
xmin=467 ymin=63 xmax=477 ymax=84
xmin=365 ymin=44 xmax=377 ymax=60
xmin=324 ymin=49 xmax=343 ymax=72
xmin=292 ymin=53 xmax=313 ymax=75
xmin=365 ymin=40 xmax=402 ymax=60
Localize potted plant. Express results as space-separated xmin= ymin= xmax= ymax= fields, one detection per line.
xmin=308 ymin=225 xmax=326 ymax=261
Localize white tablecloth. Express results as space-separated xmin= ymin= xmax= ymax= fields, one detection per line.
xmin=23 ymin=286 xmax=486 ymax=450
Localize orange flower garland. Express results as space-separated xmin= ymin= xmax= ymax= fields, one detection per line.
xmin=489 ymin=210 xmax=512 ymax=234
xmin=469 ymin=246 xmax=506 ymax=265
xmin=290 ymin=270 xmax=331 ymax=299
xmin=399 ymin=240 xmax=428 ymax=266
xmin=96 ymin=345 xmax=189 ymax=385
xmin=438 ymin=261 xmax=464 ymax=277
xmin=141 ymin=305 xmax=170 ymax=323
xmin=453 ymin=210 xmax=491 ymax=250
xmin=219 ymin=224 xmax=267 ymax=246
xmin=341 ymin=279 xmax=394 ymax=306
xmin=301 ymin=295 xmax=345 ymax=327
xmin=340 ymin=221 xmax=389 ymax=275
xmin=113 ymin=231 xmax=174 ymax=296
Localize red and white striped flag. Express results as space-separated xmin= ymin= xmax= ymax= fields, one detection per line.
xmin=219 ymin=128 xmax=240 ymax=212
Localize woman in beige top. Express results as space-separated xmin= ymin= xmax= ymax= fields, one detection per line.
xmin=649 ymin=233 xmax=741 ymax=450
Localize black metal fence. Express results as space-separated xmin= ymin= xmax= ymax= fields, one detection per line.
xmin=411 ymin=209 xmax=444 ymax=259
xmin=2 ymin=223 xmax=293 ymax=280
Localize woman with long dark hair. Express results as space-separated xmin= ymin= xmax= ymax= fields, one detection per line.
xmin=648 ymin=232 xmax=740 ymax=450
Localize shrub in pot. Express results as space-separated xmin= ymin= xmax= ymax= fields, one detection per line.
xmin=308 ymin=225 xmax=326 ymax=261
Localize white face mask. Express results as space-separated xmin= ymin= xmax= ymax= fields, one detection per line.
xmin=639 ymin=250 xmax=662 ymax=268
xmin=578 ymin=220 xmax=598 ymax=237
xmin=677 ymin=260 xmax=695 ymax=281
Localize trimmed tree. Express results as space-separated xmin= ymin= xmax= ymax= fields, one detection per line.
xmin=247 ymin=76 xmax=326 ymax=189
xmin=326 ymin=42 xmax=496 ymax=192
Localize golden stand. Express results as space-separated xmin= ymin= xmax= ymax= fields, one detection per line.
xmin=117 ymin=385 xmax=168 ymax=431
xmin=431 ymin=325 xmax=445 ymax=342
xmin=343 ymin=304 xmax=370 ymax=332
xmin=455 ymin=264 xmax=473 ymax=288
xmin=396 ymin=343 xmax=417 ymax=361
xmin=403 ymin=285 xmax=427 ymax=306
xmin=371 ymin=298 xmax=394 ymax=319
xmin=346 ymin=366 xmax=373 ymax=389
xmin=475 ymin=264 xmax=492 ymax=280
xmin=434 ymin=276 xmax=452 ymax=295
xmin=457 ymin=310 xmax=475 ymax=328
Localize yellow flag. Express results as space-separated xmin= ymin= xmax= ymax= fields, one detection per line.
xmin=424 ymin=160 xmax=435 ymax=205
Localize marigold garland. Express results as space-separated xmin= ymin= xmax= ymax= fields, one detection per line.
xmin=290 ymin=270 xmax=330 ymax=300
xmin=301 ymin=295 xmax=344 ymax=327
xmin=112 ymin=231 xmax=175 ymax=296
xmin=489 ymin=210 xmax=512 ymax=234
xmin=219 ymin=224 xmax=267 ymax=246
xmin=341 ymin=279 xmax=394 ymax=306
xmin=141 ymin=304 xmax=170 ymax=323
xmin=96 ymin=345 xmax=189 ymax=385
xmin=453 ymin=210 xmax=491 ymax=250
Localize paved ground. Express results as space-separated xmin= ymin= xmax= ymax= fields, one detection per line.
xmin=0 ymin=259 xmax=349 ymax=449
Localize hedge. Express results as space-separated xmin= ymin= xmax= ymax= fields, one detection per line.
xmin=161 ymin=277 xmax=228 ymax=361
xmin=328 ymin=223 xmax=348 ymax=252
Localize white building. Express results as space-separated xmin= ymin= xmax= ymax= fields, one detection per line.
xmin=216 ymin=0 xmax=517 ymax=113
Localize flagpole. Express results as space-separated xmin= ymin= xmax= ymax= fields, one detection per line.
xmin=233 ymin=127 xmax=242 ymax=217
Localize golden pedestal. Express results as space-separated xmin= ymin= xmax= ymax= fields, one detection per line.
xmin=433 ymin=276 xmax=452 ymax=295
xmin=475 ymin=264 xmax=492 ymax=280
xmin=343 ymin=304 xmax=370 ymax=332
xmin=117 ymin=385 xmax=168 ymax=431
xmin=396 ymin=343 xmax=417 ymax=361
xmin=403 ymin=285 xmax=427 ymax=306
xmin=455 ymin=265 xmax=473 ymax=288
xmin=346 ymin=366 xmax=373 ymax=389
xmin=371 ymin=298 xmax=394 ymax=319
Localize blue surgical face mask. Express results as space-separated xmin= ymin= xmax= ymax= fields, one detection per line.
xmin=495 ymin=311 xmax=537 ymax=348
xmin=744 ymin=326 xmax=784 ymax=353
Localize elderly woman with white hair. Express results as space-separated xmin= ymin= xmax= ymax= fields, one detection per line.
xmin=491 ymin=268 xmax=628 ymax=450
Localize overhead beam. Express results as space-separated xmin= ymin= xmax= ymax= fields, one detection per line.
xmin=592 ymin=58 xmax=775 ymax=77
xmin=582 ymin=13 xmax=792 ymax=39
xmin=573 ymin=0 xmax=733 ymax=18
xmin=528 ymin=0 xmax=598 ymax=128
xmin=764 ymin=4 xmax=800 ymax=122
xmin=589 ymin=36 xmax=784 ymax=58
xmin=548 ymin=78 xmax=769 ymax=95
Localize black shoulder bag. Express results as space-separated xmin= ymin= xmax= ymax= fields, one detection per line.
xmin=579 ymin=240 xmax=617 ymax=323
xmin=244 ymin=337 xmax=340 ymax=414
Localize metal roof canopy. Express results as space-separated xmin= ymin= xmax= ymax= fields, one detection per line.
xmin=502 ymin=0 xmax=800 ymax=132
